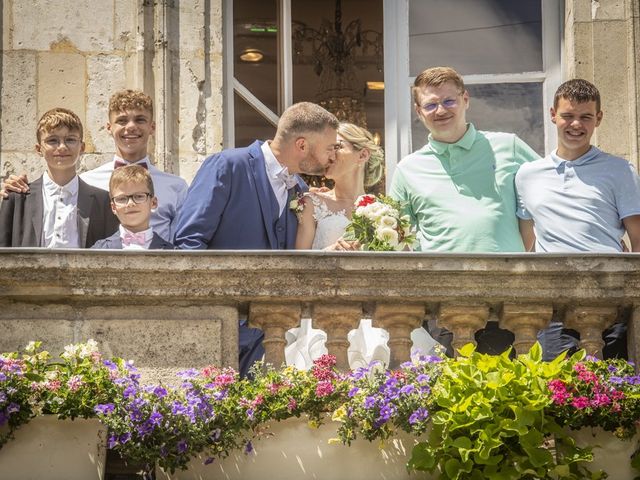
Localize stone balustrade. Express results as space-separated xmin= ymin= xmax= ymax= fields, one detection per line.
xmin=1 ymin=250 xmax=639 ymax=382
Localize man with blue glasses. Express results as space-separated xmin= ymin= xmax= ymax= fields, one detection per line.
xmin=390 ymin=66 xmax=540 ymax=356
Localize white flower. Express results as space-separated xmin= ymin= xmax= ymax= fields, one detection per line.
xmin=376 ymin=226 xmax=399 ymax=247
xmin=379 ymin=215 xmax=397 ymax=230
xmin=79 ymin=339 xmax=99 ymax=359
xmin=61 ymin=344 xmax=79 ymax=360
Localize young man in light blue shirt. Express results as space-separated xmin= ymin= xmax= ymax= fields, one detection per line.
xmin=516 ymin=78 xmax=640 ymax=359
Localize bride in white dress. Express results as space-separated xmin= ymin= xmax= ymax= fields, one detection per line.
xmin=285 ymin=124 xmax=439 ymax=369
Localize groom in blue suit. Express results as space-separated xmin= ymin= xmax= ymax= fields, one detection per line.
xmin=174 ymin=102 xmax=340 ymax=375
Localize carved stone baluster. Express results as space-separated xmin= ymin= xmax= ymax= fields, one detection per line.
xmin=249 ymin=303 xmax=301 ymax=368
xmin=565 ymin=306 xmax=618 ymax=358
xmin=499 ymin=304 xmax=553 ymax=355
xmin=374 ymin=303 xmax=425 ymax=368
xmin=438 ymin=304 xmax=489 ymax=355
xmin=313 ymin=303 xmax=362 ymax=371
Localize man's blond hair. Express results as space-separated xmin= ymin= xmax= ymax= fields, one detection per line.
xmin=109 ymin=165 xmax=155 ymax=197
xmin=109 ymin=89 xmax=154 ymax=117
xmin=412 ymin=67 xmax=465 ymax=105
xmin=36 ymin=108 xmax=83 ymax=142
xmin=274 ymin=102 xmax=339 ymax=143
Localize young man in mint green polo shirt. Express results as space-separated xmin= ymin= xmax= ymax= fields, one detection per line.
xmin=389 ymin=66 xmax=540 ymax=356
xmin=516 ymin=79 xmax=640 ymax=360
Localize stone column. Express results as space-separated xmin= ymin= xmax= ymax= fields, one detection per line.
xmin=374 ymin=303 xmax=425 ymax=368
xmin=438 ymin=304 xmax=489 ymax=355
xmin=565 ymin=306 xmax=618 ymax=358
xmin=249 ymin=303 xmax=301 ymax=368
xmin=313 ymin=303 xmax=362 ymax=371
xmin=499 ymin=304 xmax=553 ymax=355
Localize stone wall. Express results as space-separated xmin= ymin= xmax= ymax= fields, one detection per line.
xmin=564 ymin=0 xmax=640 ymax=166
xmin=0 ymin=0 xmax=224 ymax=184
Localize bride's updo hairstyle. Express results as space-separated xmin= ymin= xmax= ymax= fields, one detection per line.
xmin=337 ymin=123 xmax=384 ymax=187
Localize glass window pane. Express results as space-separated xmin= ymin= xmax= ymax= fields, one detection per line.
xmin=234 ymin=0 xmax=278 ymax=113
xmin=411 ymin=82 xmax=544 ymax=156
xmin=409 ymin=0 xmax=542 ymax=76
xmin=234 ymin=93 xmax=276 ymax=148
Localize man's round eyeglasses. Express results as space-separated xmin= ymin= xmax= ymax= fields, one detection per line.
xmin=421 ymin=93 xmax=463 ymax=113
xmin=111 ymin=193 xmax=151 ymax=206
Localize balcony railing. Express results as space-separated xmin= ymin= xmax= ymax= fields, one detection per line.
xmin=1 ymin=250 xmax=639 ymax=381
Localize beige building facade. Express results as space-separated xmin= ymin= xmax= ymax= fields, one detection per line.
xmin=0 ymin=0 xmax=639 ymax=184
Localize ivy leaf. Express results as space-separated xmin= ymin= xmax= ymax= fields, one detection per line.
xmin=408 ymin=442 xmax=436 ymax=471
xmin=458 ymin=343 xmax=476 ymax=358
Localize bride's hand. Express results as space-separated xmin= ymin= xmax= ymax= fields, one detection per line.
xmin=324 ymin=239 xmax=360 ymax=251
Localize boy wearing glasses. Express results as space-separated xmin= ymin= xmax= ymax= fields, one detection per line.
xmin=0 ymin=108 xmax=118 ymax=247
xmin=92 ymin=165 xmax=175 ymax=249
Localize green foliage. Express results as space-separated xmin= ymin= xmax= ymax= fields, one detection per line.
xmin=408 ymin=344 xmax=594 ymax=480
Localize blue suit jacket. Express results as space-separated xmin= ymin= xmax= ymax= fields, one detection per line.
xmin=174 ymin=140 xmax=307 ymax=249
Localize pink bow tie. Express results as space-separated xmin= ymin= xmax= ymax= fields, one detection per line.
xmin=122 ymin=231 xmax=147 ymax=247
xmin=115 ymin=159 xmax=148 ymax=170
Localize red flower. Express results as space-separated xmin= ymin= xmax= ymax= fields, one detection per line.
xmin=356 ymin=195 xmax=376 ymax=207
xmin=315 ymin=381 xmax=335 ymax=397
xmin=313 ymin=354 xmax=337 ymax=369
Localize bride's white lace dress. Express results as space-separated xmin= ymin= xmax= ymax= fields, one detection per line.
xmin=285 ymin=193 xmax=438 ymax=370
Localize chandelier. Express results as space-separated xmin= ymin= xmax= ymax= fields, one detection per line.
xmin=293 ymin=0 xmax=383 ymax=127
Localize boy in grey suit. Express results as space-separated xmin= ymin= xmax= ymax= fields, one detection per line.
xmin=0 ymin=108 xmax=118 ymax=247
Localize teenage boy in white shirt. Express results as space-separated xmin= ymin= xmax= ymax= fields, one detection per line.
xmin=0 ymin=108 xmax=118 ymax=247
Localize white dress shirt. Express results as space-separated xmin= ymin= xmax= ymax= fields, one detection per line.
xmin=261 ymin=141 xmax=291 ymax=215
xmin=41 ymin=172 xmax=80 ymax=248
xmin=119 ymin=225 xmax=154 ymax=250
xmin=80 ymin=156 xmax=188 ymax=242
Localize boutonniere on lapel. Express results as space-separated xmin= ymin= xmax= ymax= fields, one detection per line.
xmin=289 ymin=191 xmax=306 ymax=222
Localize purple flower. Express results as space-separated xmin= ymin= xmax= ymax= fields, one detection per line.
xmin=103 ymin=360 xmax=117 ymax=370
xmin=107 ymin=434 xmax=118 ymax=449
xmin=6 ymin=402 xmax=19 ymax=415
xmin=348 ymin=387 xmax=360 ymax=398
xmin=123 ymin=385 xmax=137 ymax=398
xmin=171 ymin=401 xmax=188 ymax=416
xmin=0 ymin=411 xmax=7 ymax=426
xmin=94 ymin=403 xmax=115 ymax=415
xmin=119 ymin=432 xmax=131 ymax=444
xmin=378 ymin=404 xmax=396 ymax=422
xmin=177 ymin=440 xmax=188 ymax=454
xmin=363 ymin=396 xmax=376 ymax=409
xmin=244 ymin=441 xmax=253 ymax=454
xmin=0 ymin=392 xmax=6 ymax=403
xmin=246 ymin=408 xmax=255 ymax=420
xmin=137 ymin=422 xmax=154 ymax=438
xmin=416 ymin=374 xmax=430 ymax=384
xmin=0 ymin=373 xmax=6 ymax=382
xmin=204 ymin=457 xmax=215 ymax=465
xmin=607 ymin=365 xmax=618 ymax=373
xmin=152 ymin=386 xmax=168 ymax=398
xmin=609 ymin=376 xmax=624 ymax=384
xmin=408 ymin=407 xmax=429 ymax=425
xmin=149 ymin=411 xmax=163 ymax=426
xmin=213 ymin=390 xmax=227 ymax=401
xmin=210 ymin=429 xmax=221 ymax=442
xmin=400 ymin=384 xmax=415 ymax=395
xmin=177 ymin=369 xmax=199 ymax=380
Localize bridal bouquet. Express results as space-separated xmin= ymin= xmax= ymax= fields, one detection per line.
xmin=343 ymin=194 xmax=417 ymax=251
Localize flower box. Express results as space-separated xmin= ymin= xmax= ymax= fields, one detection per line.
xmin=159 ymin=417 xmax=430 ymax=480
xmin=568 ymin=427 xmax=639 ymax=478
xmin=0 ymin=416 xmax=107 ymax=480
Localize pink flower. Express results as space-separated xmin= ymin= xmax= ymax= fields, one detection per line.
xmin=268 ymin=383 xmax=282 ymax=394
xmin=67 ymin=375 xmax=84 ymax=392
xmin=315 ymin=381 xmax=335 ymax=397
xmin=213 ymin=373 xmax=236 ymax=388
xmin=313 ymin=354 xmax=337 ymax=369
xmin=201 ymin=366 xmax=219 ymax=378
xmin=252 ymin=395 xmax=264 ymax=407
xmin=311 ymin=367 xmax=335 ymax=381
xmin=591 ymin=393 xmax=611 ymax=407
xmin=287 ymin=397 xmax=297 ymax=411
xmin=571 ymin=396 xmax=590 ymax=409
xmin=45 ymin=380 xmax=61 ymax=391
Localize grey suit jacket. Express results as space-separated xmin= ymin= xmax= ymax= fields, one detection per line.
xmin=0 ymin=176 xmax=119 ymax=247
xmin=91 ymin=231 xmax=176 ymax=250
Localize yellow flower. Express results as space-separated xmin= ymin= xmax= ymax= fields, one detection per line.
xmin=332 ymin=406 xmax=347 ymax=422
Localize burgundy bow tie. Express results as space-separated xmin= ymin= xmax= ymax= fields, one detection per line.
xmin=114 ymin=159 xmax=148 ymax=170
xmin=122 ymin=231 xmax=147 ymax=247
